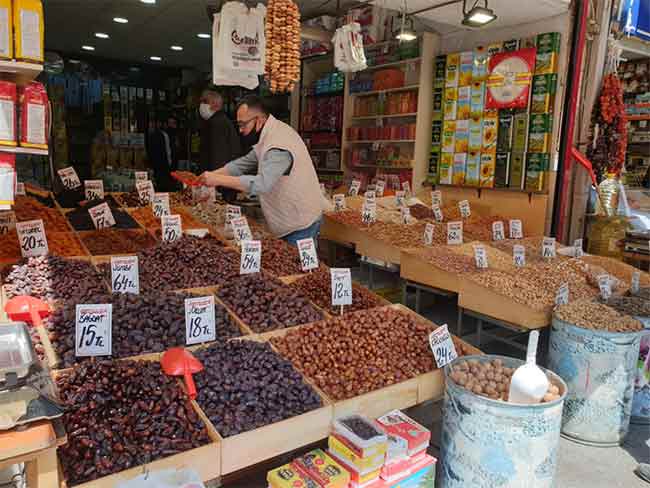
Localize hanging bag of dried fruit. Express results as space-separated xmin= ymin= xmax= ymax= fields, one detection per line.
xmin=264 ymin=0 xmax=301 ymax=93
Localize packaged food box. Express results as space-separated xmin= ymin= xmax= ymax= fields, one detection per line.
xmin=512 ymin=111 xmax=529 ymax=153
xmin=383 ymin=454 xmax=436 ymax=488
xmin=268 ymin=463 xmax=320 ymax=488
xmin=470 ymin=81 xmax=485 ymax=117
xmin=333 ymin=415 xmax=388 ymax=454
xmin=497 ymin=110 xmax=514 ymax=152
xmin=452 ymin=153 xmax=467 ymax=185
xmin=459 ymin=51 xmax=474 ymax=86
xmin=472 ymin=46 xmax=489 ymax=81
xmin=0 ymin=0 xmax=12 ymax=59
xmin=482 ymin=111 xmax=498 ymax=152
xmin=480 ymin=151 xmax=496 ymax=188
xmin=503 ymin=39 xmax=520 ymax=51
xmin=13 ymin=0 xmax=44 ymax=63
xmin=439 ymin=153 xmax=453 ymax=184
xmin=293 ymin=449 xmax=350 ymax=488
xmin=432 ymin=88 xmax=444 ymax=120
xmin=328 ymin=434 xmax=386 ymax=473
xmin=443 ymin=88 xmax=458 ymax=120
xmin=380 ymin=452 xmax=426 ymax=483
xmin=0 ymin=81 xmax=17 ymax=146
xmin=328 ymin=450 xmax=381 ymax=487
xmin=525 ymin=153 xmax=549 ymax=191
xmin=531 ymin=74 xmax=557 ymax=113
xmin=535 ymin=32 xmax=561 ymax=74
xmin=454 ymin=120 xmax=469 ymax=153
xmin=457 ymin=86 xmax=471 ymax=120
xmin=431 ymin=120 xmax=443 ymax=148
xmin=384 ymin=430 xmax=408 ymax=464
xmin=445 ymin=53 xmax=460 ymax=87
xmin=528 ymin=113 xmax=553 ymax=153
xmin=495 ymin=152 xmax=511 ymax=188
xmin=428 ymin=151 xmax=440 ymax=178
xmin=509 ymin=152 xmax=526 ymax=189
xmin=375 ymin=410 xmax=431 ymax=456
xmin=468 ymin=116 xmax=483 ymax=151
xmin=442 ymin=121 xmax=456 ymax=153
xmin=434 ymin=55 xmax=447 ymax=88
xmin=465 ymin=150 xmax=481 ymax=186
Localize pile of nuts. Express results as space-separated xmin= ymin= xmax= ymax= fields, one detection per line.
xmin=409 ymin=245 xmax=477 ymax=274
xmin=272 ymin=307 xmax=472 ymax=400
xmin=491 ymin=237 xmax=555 ymax=263
xmin=169 ymin=187 xmax=195 ymax=206
xmin=555 ymin=299 xmax=643 ymax=332
xmin=218 ymin=273 xmax=323 ymax=332
xmin=194 ymin=341 xmax=322 ymax=437
xmin=452 ymin=241 xmax=515 ymax=272
xmin=187 ymin=203 xmax=226 ymax=228
xmin=469 ymin=270 xmax=554 ymax=311
xmin=66 ymin=199 xmax=140 ymax=231
xmin=408 ymin=204 xmax=434 ymax=220
xmin=519 ymin=259 xmax=598 ymax=302
xmin=45 ymin=291 xmax=241 ymax=367
xmin=600 ymin=295 xmax=650 ymax=318
xmin=448 ymin=358 xmax=562 ymax=403
xmin=326 ymin=210 xmax=365 ymax=228
xmin=290 ymin=268 xmax=384 ymax=314
xmin=367 ymin=221 xmax=441 ymax=248
xmin=582 ymin=254 xmax=650 ymax=288
xmin=80 ymin=229 xmax=157 ymax=255
xmin=14 ymin=197 xmax=71 ymax=231
xmin=56 ymin=360 xmax=210 ymax=485
xmin=265 ymin=0 xmax=300 ymax=93
xmin=114 ymin=190 xmax=146 ymax=208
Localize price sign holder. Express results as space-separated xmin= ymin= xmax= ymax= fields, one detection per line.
xmin=542 ymin=237 xmax=556 ymax=259
xmin=395 ymin=190 xmax=406 ymax=208
xmin=331 ymin=268 xmax=352 ymax=313
xmin=433 ymin=205 xmax=443 ymax=222
xmin=57 ymin=167 xmax=81 ymax=190
xmin=458 ymin=200 xmax=471 ymax=219
xmin=424 ymin=223 xmax=434 ymax=246
xmin=364 ymin=190 xmax=376 ymax=206
xmin=16 ymin=219 xmax=48 ymax=257
xmin=84 ymin=180 xmax=104 ymax=201
xmin=473 ymin=244 xmax=488 ymax=269
xmin=89 ymin=202 xmax=116 ymax=230
xmin=431 ymin=190 xmax=442 ymax=207
xmin=573 ymin=238 xmax=584 ymax=258
xmin=349 ymin=180 xmax=361 ymax=196
xmin=225 ymin=204 xmax=242 ymax=226
xmin=513 ymin=244 xmax=526 ymax=267
xmin=15 ymin=182 xmax=25 ymax=196
xmin=632 ymin=271 xmax=641 ymax=295
xmin=161 ymin=214 xmax=182 ymax=242
xmin=361 ymin=202 xmax=376 ymax=225
xmin=555 ymin=283 xmax=569 ymax=306
xmin=240 ymin=240 xmax=261 ymax=274
xmin=110 ymin=256 xmax=139 ymax=294
xmin=376 ymin=180 xmax=385 ymax=197
xmin=136 ymin=180 xmax=154 ymax=205
xmin=152 ymin=193 xmax=170 ymax=217
xmin=400 ymin=206 xmax=411 ymax=224
xmin=75 ymin=304 xmax=112 ymax=357
xmin=429 ymin=324 xmax=458 ymax=368
xmin=184 ymin=296 xmax=216 ymax=345
xmin=598 ymin=274 xmax=612 ymax=300
xmin=509 ymin=219 xmax=523 ymax=239
xmin=297 ymin=238 xmax=319 ymax=272
xmin=447 ymin=221 xmax=463 ymax=245
xmin=492 ymin=221 xmax=505 ymax=241
xmin=0 ymin=210 xmax=15 ymax=235
xmin=231 ymin=216 xmax=253 ymax=243
xmin=333 ymin=194 xmax=346 ymax=211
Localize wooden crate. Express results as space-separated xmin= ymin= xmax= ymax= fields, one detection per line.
xmin=400 ymin=250 xmax=461 ymax=293
xmin=355 ymin=233 xmax=402 ymax=266
xmin=321 ymin=216 xmax=364 ymax=247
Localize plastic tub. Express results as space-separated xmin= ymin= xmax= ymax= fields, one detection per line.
xmin=440 ymin=354 xmax=567 ymax=488
xmin=548 ymin=316 xmax=642 ymax=445
xmin=632 ymin=316 xmax=650 ymax=425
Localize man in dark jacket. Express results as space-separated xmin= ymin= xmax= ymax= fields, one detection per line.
xmin=199 ymin=89 xmax=242 ymax=170
xmin=146 ymin=114 xmax=178 ymax=192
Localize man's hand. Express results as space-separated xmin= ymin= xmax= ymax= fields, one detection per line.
xmin=198 ymin=171 xmax=223 ymax=187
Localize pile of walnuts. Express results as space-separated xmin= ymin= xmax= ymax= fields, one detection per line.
xmin=265 ymin=0 xmax=300 ymax=93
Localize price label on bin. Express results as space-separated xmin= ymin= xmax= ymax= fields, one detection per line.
xmin=135 ymin=171 xmax=148 ymax=182
xmin=185 ymin=296 xmax=216 ymax=345
xmin=424 ymin=223 xmax=434 ymax=246
xmin=0 ymin=211 xmax=15 ymax=235
xmin=509 ymin=219 xmax=523 ymax=239
xmin=513 ymin=245 xmax=526 ymax=267
xmin=15 ymin=183 xmax=25 ymax=196
xmin=474 ymin=244 xmax=488 ymax=269
xmin=297 ymin=238 xmax=319 ymax=271
xmin=542 ymin=237 xmax=556 ymax=259
xmin=632 ymin=271 xmax=641 ymax=295
xmin=492 ymin=221 xmax=505 ymax=241
xmin=136 ymin=180 xmax=154 ymax=205
xmin=447 ymin=221 xmax=463 ymax=245
xmin=16 ymin=219 xmax=48 ymax=257
xmin=395 ymin=191 xmax=406 ymax=208
xmin=555 ymin=283 xmax=569 ymax=306
xmin=110 ymin=256 xmax=139 ymax=294
xmin=400 ymin=206 xmax=411 ymax=224
xmin=431 ymin=190 xmax=442 ymax=207
xmin=75 ymin=304 xmax=112 ymax=357
xmin=84 ymin=180 xmax=104 ymax=201
xmin=361 ymin=202 xmax=376 ymax=225
xmin=231 ymin=216 xmax=253 ymax=243
xmin=376 ymin=180 xmax=385 ymax=197
xmin=458 ymin=200 xmax=471 ymax=219
xmin=331 ymin=268 xmax=352 ymax=306
xmin=573 ymin=238 xmax=584 ymax=258
xmin=58 ymin=167 xmax=81 ymax=190
xmin=429 ymin=324 xmax=458 ymax=368
xmin=240 ymin=240 xmax=261 ymax=274
xmin=333 ymin=194 xmax=346 ymax=211
xmin=364 ymin=190 xmax=376 ymax=206
xmin=225 ymin=204 xmax=241 ymax=226
xmin=402 ymin=181 xmax=411 ymax=198
xmin=152 ymin=193 xmax=170 ymax=217
xmin=433 ymin=205 xmax=443 ymax=222
xmin=348 ymin=180 xmax=361 ymax=196
xmin=89 ymin=202 xmax=116 ymax=230
xmin=598 ymin=274 xmax=612 ymax=300
xmin=161 ymin=214 xmax=182 ymax=242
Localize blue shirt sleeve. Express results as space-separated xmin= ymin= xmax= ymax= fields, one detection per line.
xmin=239 ymin=149 xmax=293 ymax=196
xmin=224 ymin=149 xmax=259 ymax=177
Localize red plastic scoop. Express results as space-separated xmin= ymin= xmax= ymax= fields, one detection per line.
xmin=161 ymin=347 xmax=204 ymax=399
xmin=171 ymin=171 xmax=201 ymax=187
xmin=4 ymin=296 xmax=56 ymax=367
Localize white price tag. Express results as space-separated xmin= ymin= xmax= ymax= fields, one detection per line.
xmin=632 ymin=271 xmax=641 ymax=294
xmin=509 ymin=219 xmax=523 ymax=239
xmin=240 ymin=240 xmax=261 ymax=274
xmin=431 ymin=190 xmax=442 ymax=207
xmin=161 ymin=214 xmax=182 ymax=242
xmin=349 ymin=179 xmax=361 ymax=196
xmin=319 ymin=183 xmax=326 ymax=195
xmin=185 ymin=228 xmax=209 ymax=238
xmin=573 ymin=238 xmax=584 ymax=258
xmin=184 ymin=296 xmax=216 ymax=345
xmin=447 ymin=221 xmax=463 ymax=245
xmin=84 ymin=180 xmax=104 ymax=201
xmin=225 ymin=204 xmax=242 ymax=225
xmin=542 ymin=237 xmax=556 ymax=258
xmin=400 ymin=206 xmax=411 ymax=224
xmin=458 ymin=200 xmax=471 ymax=219
xmin=135 ymin=171 xmax=148 ymax=182
xmin=333 ymin=194 xmax=346 ymax=211
xmin=152 ymin=193 xmax=170 ymax=217
xmin=474 ymin=244 xmax=488 ymax=268
xmin=366 ymin=184 xmax=376 ymax=193
xmin=231 ymin=216 xmax=253 ymax=243
xmin=598 ymin=274 xmax=612 ymax=300
xmin=402 ymin=181 xmax=411 ymax=198
xmin=136 ymin=180 xmax=154 ymax=205
xmin=395 ymin=190 xmax=406 ymax=208
xmin=297 ymin=238 xmax=319 ymax=271
xmin=433 ymin=204 xmax=444 ymax=222
xmin=424 ymin=223 xmax=434 ymax=246
xmin=492 ymin=221 xmax=505 ymax=241
xmin=15 ymin=182 xmax=25 ymax=196
xmin=89 ymin=202 xmax=116 ymax=230
xmin=376 ymin=180 xmax=386 ymax=197
xmin=364 ymin=190 xmax=376 ymax=206
xmin=0 ymin=211 xmax=15 ymax=234
xmin=555 ymin=283 xmax=569 ymax=306
xmin=361 ymin=202 xmax=376 ymax=225
xmin=331 ymin=268 xmax=352 ymax=306
xmin=75 ymin=304 xmax=112 ymax=357
xmin=513 ymin=244 xmax=526 ymax=267
xmin=58 ymin=167 xmax=81 ymax=190
xmin=110 ymin=256 xmax=139 ymax=294
xmin=16 ymin=219 xmax=48 ymax=257
xmin=429 ymin=324 xmax=458 ymax=368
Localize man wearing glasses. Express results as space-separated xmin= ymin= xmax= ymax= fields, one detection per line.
xmin=199 ymin=95 xmax=323 ymax=246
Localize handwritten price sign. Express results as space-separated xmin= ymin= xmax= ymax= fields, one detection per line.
xmin=58 ymin=167 xmax=81 ymax=190
xmin=75 ymin=304 xmax=112 ymax=357
xmin=240 ymin=240 xmax=261 ymax=274
xmin=431 ymin=190 xmax=442 ymax=207
xmin=509 ymin=219 xmax=523 ymax=239
xmin=136 ymin=180 xmax=154 ymax=205
xmin=429 ymin=324 xmax=458 ymax=368
xmin=492 ymin=221 xmax=505 ymax=241
xmin=161 ymin=214 xmax=182 ymax=242
xmin=84 ymin=180 xmax=104 ymax=201
xmin=231 ymin=216 xmax=253 ymax=243
xmin=513 ymin=244 xmax=526 ymax=267
xmin=447 ymin=221 xmax=463 ymax=245
xmin=152 ymin=193 xmax=170 ymax=217
xmin=333 ymin=194 xmax=346 ymax=211
xmin=542 ymin=237 xmax=556 ymax=259
xmin=185 ymin=296 xmax=216 ymax=345
xmin=110 ymin=256 xmax=139 ymax=294
xmin=16 ymin=219 xmax=48 ymax=257
xmin=297 ymin=238 xmax=319 ymax=271
xmin=458 ymin=200 xmax=471 ymax=219
xmin=348 ymin=179 xmax=361 ymax=196
xmin=88 ymin=202 xmax=116 ymax=230
xmin=376 ymin=180 xmax=386 ymax=197
xmin=331 ymin=268 xmax=352 ymax=307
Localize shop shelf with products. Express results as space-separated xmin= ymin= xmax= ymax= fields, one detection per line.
xmin=0 ymin=59 xmax=43 ymax=85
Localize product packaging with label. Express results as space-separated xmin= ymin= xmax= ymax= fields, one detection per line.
xmin=528 ymin=113 xmax=553 ymax=153
xmin=434 ymin=55 xmax=447 ymax=87
xmin=268 ymin=463 xmax=319 ymax=488
xmin=535 ymin=32 xmax=561 ymax=74
xmin=454 ymin=119 xmax=469 ymax=153
xmin=495 ymin=152 xmax=511 ymax=188
xmin=459 ymin=51 xmax=473 ymax=86
xmin=503 ymin=39 xmax=520 ymax=51
xmin=531 ymin=73 xmax=557 ymax=113
xmin=0 ymin=0 xmax=12 ymax=59
xmin=431 ymin=120 xmax=442 ymax=148
xmin=512 ymin=111 xmax=530 ymax=153
xmin=525 ymin=152 xmax=549 ymax=191
xmin=441 ymin=121 xmax=456 ymax=153
xmin=468 ymin=116 xmax=483 ymax=151
xmin=432 ymin=88 xmax=443 ymax=120
xmin=443 ymin=87 xmax=457 ymax=120
xmin=292 ymin=449 xmax=350 ymax=488
xmin=457 ymin=86 xmax=471 ymax=120
xmin=0 ymin=81 xmax=16 ymax=146
xmin=472 ymin=45 xmax=488 ymax=81
xmin=19 ymin=82 xmax=48 ymax=149
xmin=509 ymin=152 xmax=526 ymax=189
xmin=445 ymin=53 xmax=459 ymax=87
xmin=479 ymin=151 xmax=496 ymax=188
xmin=465 ymin=151 xmax=481 ymax=186
xmin=376 ymin=410 xmax=430 ymax=457
xmin=452 ymin=153 xmax=467 ymax=185
xmin=497 ymin=109 xmax=514 ymax=152
xmin=481 ymin=110 xmax=498 ymax=152
xmin=470 ymin=81 xmax=485 ymax=118
xmin=13 ymin=0 xmax=44 ymax=63
xmin=438 ymin=153 xmax=453 ymax=184
xmin=327 ymin=450 xmax=381 ymax=487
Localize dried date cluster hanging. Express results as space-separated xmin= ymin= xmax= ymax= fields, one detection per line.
xmin=265 ymin=0 xmax=300 ymax=93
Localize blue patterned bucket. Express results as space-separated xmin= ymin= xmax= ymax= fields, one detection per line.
xmin=548 ymin=316 xmax=641 ymax=446
xmin=440 ymin=355 xmax=567 ymax=488
xmin=632 ymin=316 xmax=650 ymax=425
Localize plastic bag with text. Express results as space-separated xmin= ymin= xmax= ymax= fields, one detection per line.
xmin=116 ymin=468 xmax=205 ymax=488
xmin=333 ymin=22 xmax=367 ymax=73
xmin=215 ymin=1 xmax=266 ymax=74
xmin=213 ymin=12 xmax=260 ymax=89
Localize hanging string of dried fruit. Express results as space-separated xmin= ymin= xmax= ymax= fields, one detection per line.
xmin=586 ymin=72 xmax=628 ymax=182
xmin=265 ymin=0 xmax=301 ymax=93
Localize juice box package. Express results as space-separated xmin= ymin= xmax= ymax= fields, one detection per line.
xmin=531 ymin=73 xmax=557 ymax=113
xmin=268 ymin=464 xmax=319 ymax=488
xmin=528 ymin=113 xmax=553 ymax=153
xmin=495 ymin=152 xmax=511 ymax=188
xmin=454 ymin=119 xmax=469 ymax=153
xmin=469 ymin=116 xmax=483 ymax=151
xmin=443 ymin=87 xmax=458 ymax=120
xmin=434 ymin=55 xmax=447 ymax=88
xmin=536 ymin=32 xmax=561 ymax=74
xmin=457 ymin=86 xmax=471 ymax=119
xmin=497 ymin=110 xmax=514 ymax=152
xmin=503 ymin=39 xmax=520 ymax=51
xmin=470 ymin=81 xmax=485 ymax=117
xmin=465 ymin=150 xmax=481 ymax=186
xmin=480 ymin=151 xmax=496 ymax=188
xmin=429 ymin=151 xmax=440 ymax=177
xmin=459 ymin=51 xmax=474 ymax=86
xmin=482 ymin=111 xmax=499 ymax=152
xmin=445 ymin=53 xmax=460 ymax=87
xmin=431 ymin=120 xmax=443 ymax=148
xmin=442 ymin=121 xmax=456 ymax=153
xmin=439 ymin=153 xmax=453 ymax=184
xmin=13 ymin=0 xmax=44 ymax=63
xmin=509 ymin=152 xmax=526 ymax=189
xmin=432 ymin=88 xmax=444 ymax=119
xmin=525 ymin=152 xmax=549 ymax=191
xmin=452 ymin=153 xmax=467 ymax=185
xmin=293 ymin=449 xmax=351 ymax=488
xmin=512 ymin=111 xmax=530 ymax=152
xmin=472 ymin=45 xmax=489 ymax=81
xmin=383 ymin=455 xmax=436 ymax=488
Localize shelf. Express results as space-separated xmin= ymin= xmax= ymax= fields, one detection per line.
xmin=363 ymin=57 xmax=421 ymax=71
xmin=435 ymin=183 xmax=548 ymax=195
xmin=351 ymin=164 xmax=412 ymax=171
xmin=346 ymin=139 xmax=416 ymax=144
xmin=350 ymin=85 xmax=419 ymax=97
xmin=352 ymin=112 xmax=417 ymax=120
xmin=0 ymin=145 xmax=48 ymax=156
xmin=628 ymin=114 xmax=650 ymax=121
xmin=316 ymin=168 xmax=344 ymax=173
xmin=0 ymin=60 xmax=43 ymax=85
xmin=305 ymin=91 xmax=343 ymax=98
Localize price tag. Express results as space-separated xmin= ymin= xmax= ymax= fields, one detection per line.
xmin=376 ymin=180 xmax=386 ymax=197
xmin=395 ymin=190 xmax=406 ymax=208
xmin=400 ymin=206 xmax=411 ymax=224
xmin=161 ymin=214 xmax=182 ymax=242
xmin=135 ymin=171 xmax=148 ymax=182
xmin=364 ymin=190 xmax=376 ymax=206
xmin=0 ymin=211 xmax=15 ymax=235
xmin=432 ymin=204 xmax=443 ymax=222
xmin=240 ymin=240 xmax=261 ymax=274
xmin=136 ymin=180 xmax=154 ymax=205
xmin=15 ymin=182 xmax=25 ymax=196
xmin=632 ymin=271 xmax=641 ymax=294
xmin=402 ymin=181 xmax=411 ymax=198
xmin=428 ymin=324 xmax=458 ymax=368
xmin=513 ymin=244 xmax=526 ymax=267
xmin=88 ymin=202 xmax=116 ymax=230
xmin=447 ymin=221 xmax=463 ymax=245
xmin=424 ymin=223 xmax=434 ymax=246
xmin=598 ymin=274 xmax=612 ymax=300
xmin=16 ymin=219 xmax=48 ymax=257
xmin=492 ymin=221 xmax=505 ymax=241
xmin=84 ymin=180 xmax=104 ymax=201
xmin=458 ymin=200 xmax=471 ymax=219
xmin=542 ymin=237 xmax=556 ymax=258
xmin=75 ymin=304 xmax=112 ymax=357
xmin=110 ymin=256 xmax=139 ymax=294
xmin=225 ymin=204 xmax=242 ymax=225
xmin=192 ymin=186 xmax=215 ymax=203
xmin=474 ymin=244 xmax=488 ymax=268
xmin=349 ymin=179 xmax=361 ymax=196
xmin=57 ymin=166 xmax=81 ymax=190
xmin=361 ymin=202 xmax=376 ymax=224
xmin=333 ymin=194 xmax=346 ymax=211
xmin=331 ymin=268 xmax=352 ymax=306
xmin=555 ymin=283 xmax=569 ymax=306
xmin=573 ymin=238 xmax=584 ymax=258
xmin=184 ymin=296 xmax=216 ymax=345
xmin=509 ymin=219 xmax=523 ymax=239
xmin=431 ymin=190 xmax=442 ymax=207
xmin=366 ymin=184 xmax=376 ymax=193
xmin=297 ymin=238 xmax=319 ymax=271
xmin=152 ymin=193 xmax=170 ymax=217
xmin=231 ymin=216 xmax=253 ymax=243
xmin=185 ymin=228 xmax=209 ymax=238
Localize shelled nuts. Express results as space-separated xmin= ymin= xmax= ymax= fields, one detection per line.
xmin=582 ymin=254 xmax=650 ymax=288
xmin=451 ymin=241 xmax=515 ymax=272
xmin=599 ymin=295 xmax=650 ymax=318
xmin=66 ymin=199 xmax=140 ymax=231
xmin=555 ymin=299 xmax=643 ymax=332
xmin=265 ymin=0 xmax=301 ymax=93
xmin=410 ymin=246 xmax=477 ymax=274
xmin=194 ymin=341 xmax=322 ymax=437
xmin=469 ymin=270 xmax=554 ymax=311
xmin=56 ymin=360 xmax=209 ymax=485
xmin=408 ymin=204 xmax=434 ymax=220
xmin=326 ymin=210 xmax=365 ymax=228
xmin=170 ymin=188 xmax=195 ymax=207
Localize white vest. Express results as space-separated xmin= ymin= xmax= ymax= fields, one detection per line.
xmin=253 ymin=115 xmax=323 ymax=237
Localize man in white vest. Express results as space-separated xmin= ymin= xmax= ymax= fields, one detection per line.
xmin=198 ymin=95 xmax=323 ymax=245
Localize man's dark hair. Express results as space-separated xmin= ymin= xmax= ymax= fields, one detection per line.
xmin=237 ymin=95 xmax=269 ymax=115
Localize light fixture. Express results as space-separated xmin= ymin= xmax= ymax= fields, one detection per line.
xmin=113 ymin=17 xmax=129 ymax=24
xmin=150 ymin=56 xmax=162 ymax=61
xmin=197 ymin=33 xmax=211 ymax=39
xmin=170 ymin=45 xmax=183 ymax=51
xmin=140 ymin=0 xmax=156 ymax=3
xmin=81 ymin=45 xmax=95 ymax=51
xmin=461 ymin=0 xmax=497 ymax=27
xmin=395 ymin=0 xmax=417 ymax=42
xmin=68 ymin=59 xmax=81 ymax=64
xmin=94 ymin=32 xmax=109 ymax=39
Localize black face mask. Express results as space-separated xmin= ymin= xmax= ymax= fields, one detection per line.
xmin=240 ymin=128 xmax=261 ymax=148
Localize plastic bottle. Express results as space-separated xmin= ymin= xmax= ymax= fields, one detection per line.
xmin=508 ymin=330 xmax=549 ymax=404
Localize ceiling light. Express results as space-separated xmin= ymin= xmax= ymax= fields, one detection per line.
xmin=81 ymin=45 xmax=95 ymax=51
xmin=94 ymin=32 xmax=109 ymax=39
xmin=395 ymin=1 xmax=417 ymax=42
xmin=197 ymin=33 xmax=211 ymax=39
xmin=150 ymin=56 xmax=162 ymax=61
xmin=461 ymin=0 xmax=497 ymax=27
xmin=140 ymin=0 xmax=156 ymax=3
xmin=129 ymin=66 xmax=141 ymax=72
xmin=113 ymin=17 xmax=129 ymax=24
xmin=170 ymin=45 xmax=183 ymax=51
xmin=68 ymin=59 xmax=81 ymax=64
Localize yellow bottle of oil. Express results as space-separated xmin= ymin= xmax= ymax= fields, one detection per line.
xmin=13 ymin=0 xmax=44 ymax=63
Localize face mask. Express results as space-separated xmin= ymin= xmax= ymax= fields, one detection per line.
xmin=199 ymin=103 xmax=215 ymax=120
xmin=241 ymin=127 xmax=261 ymax=147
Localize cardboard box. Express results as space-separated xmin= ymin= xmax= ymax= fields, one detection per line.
xmin=431 ymin=120 xmax=443 ymax=147
xmin=452 ymin=153 xmax=467 ymax=185
xmin=328 ymin=435 xmax=386 ymax=473
xmin=470 ymin=81 xmax=485 ymax=117
xmin=442 ymin=121 xmax=456 ymax=153
xmin=512 ymin=111 xmax=529 ymax=153
xmin=293 ymin=449 xmax=351 ymax=488
xmin=495 ymin=152 xmax=511 ymax=187
xmin=432 ymin=88 xmax=444 ymax=120
xmin=382 ymin=455 xmax=436 ymax=488
xmin=469 ymin=116 xmax=483 ymax=151
xmin=327 ymin=451 xmax=381 ymax=487
xmin=434 ymin=55 xmax=447 ymax=88
xmin=531 ymin=73 xmax=557 ymax=113
xmin=457 ymin=86 xmax=471 ymax=120
xmin=473 ymin=46 xmax=489 ymax=81
xmin=454 ymin=119 xmax=469 ymax=153
xmin=459 ymin=51 xmax=474 ymax=86
xmin=497 ymin=110 xmax=514 ymax=152
xmin=439 ymin=153 xmax=453 ymax=184
xmin=525 ymin=152 xmax=549 ymax=191
xmin=443 ymin=87 xmax=458 ymax=120
xmin=535 ymin=33 xmax=561 ymax=75
xmin=465 ymin=150 xmax=481 ymax=186
xmin=480 ymin=151 xmax=496 ymax=188
xmin=528 ymin=113 xmax=553 ymax=153
xmin=268 ymin=464 xmax=320 ymax=488
xmin=445 ymin=53 xmax=460 ymax=87
xmin=509 ymin=152 xmax=526 ymax=189
xmin=482 ymin=110 xmax=498 ymax=152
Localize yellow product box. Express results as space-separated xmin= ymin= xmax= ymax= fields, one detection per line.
xmin=487 ymin=42 xmax=503 ymax=58
xmin=468 ymin=116 xmax=483 ymax=151
xmin=525 ymin=152 xmax=549 ymax=191
xmin=480 ymin=151 xmax=496 ymax=188
xmin=0 ymin=0 xmax=13 ymax=59
xmin=473 ymin=45 xmax=489 ymax=81
xmin=531 ymin=74 xmax=558 ymax=113
xmin=457 ymin=86 xmax=471 ymax=120
xmin=459 ymin=51 xmax=473 ymax=86
xmin=328 ymin=451 xmax=382 ymax=486
xmin=535 ymin=32 xmax=561 ymax=74
xmin=481 ymin=111 xmax=498 ymax=152
xmin=452 ymin=153 xmax=467 ymax=185
xmin=293 ymin=449 xmax=351 ymax=488
xmin=328 ymin=435 xmax=386 ymax=473
xmin=13 ymin=0 xmax=44 ymax=63
xmin=268 ymin=464 xmax=319 ymax=488
xmin=445 ymin=53 xmax=460 ymax=87
xmin=512 ymin=111 xmax=529 ymax=153
xmin=465 ymin=150 xmax=481 ymax=186
xmin=454 ymin=119 xmax=469 ymax=153
xmin=443 ymin=87 xmax=458 ymax=120
xmin=470 ymin=81 xmax=485 ymax=118
xmin=442 ymin=121 xmax=456 ymax=153
xmin=439 ymin=153 xmax=453 ymax=184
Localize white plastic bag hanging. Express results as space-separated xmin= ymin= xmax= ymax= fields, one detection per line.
xmin=333 ymin=22 xmax=367 ymax=73
xmin=213 ymin=12 xmax=260 ymax=89
xmin=0 ymin=153 xmax=15 ymax=210
xmin=116 ymin=468 xmax=205 ymax=488
xmin=215 ymin=2 xmax=266 ymax=74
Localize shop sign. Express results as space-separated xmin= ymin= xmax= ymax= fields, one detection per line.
xmin=75 ymin=304 xmax=112 ymax=357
